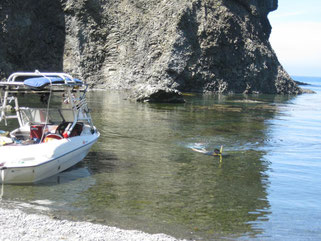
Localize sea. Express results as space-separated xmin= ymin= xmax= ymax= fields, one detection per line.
xmin=1 ymin=76 xmax=321 ymax=240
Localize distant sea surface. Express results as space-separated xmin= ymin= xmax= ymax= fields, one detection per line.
xmin=1 ymin=76 xmax=321 ymax=240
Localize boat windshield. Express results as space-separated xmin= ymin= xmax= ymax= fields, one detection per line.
xmin=19 ymin=108 xmax=75 ymax=126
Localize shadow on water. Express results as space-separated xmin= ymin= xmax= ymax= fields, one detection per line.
xmin=81 ymin=151 xmax=120 ymax=174
xmin=0 ymin=91 xmax=296 ymax=240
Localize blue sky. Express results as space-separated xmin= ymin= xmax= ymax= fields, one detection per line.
xmin=269 ymin=0 xmax=321 ymax=77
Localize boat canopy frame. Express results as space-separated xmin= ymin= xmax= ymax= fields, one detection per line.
xmin=0 ymin=71 xmax=94 ymax=136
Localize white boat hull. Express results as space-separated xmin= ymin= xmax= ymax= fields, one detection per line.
xmin=0 ymin=132 xmax=99 ymax=184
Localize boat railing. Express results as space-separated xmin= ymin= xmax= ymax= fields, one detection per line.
xmin=0 ymin=71 xmax=93 ymax=133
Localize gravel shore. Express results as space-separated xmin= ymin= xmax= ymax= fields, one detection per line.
xmin=0 ymin=207 xmax=181 ymax=241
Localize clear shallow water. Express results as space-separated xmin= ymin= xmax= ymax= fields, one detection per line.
xmin=1 ymin=77 xmax=321 ymax=240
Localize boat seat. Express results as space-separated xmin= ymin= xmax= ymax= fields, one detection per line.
xmin=70 ymin=123 xmax=83 ymax=137
xmin=43 ymin=133 xmax=63 ymax=143
xmin=56 ymin=122 xmax=83 ymax=137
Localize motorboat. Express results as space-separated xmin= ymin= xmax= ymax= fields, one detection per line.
xmin=0 ymin=71 xmax=100 ymax=184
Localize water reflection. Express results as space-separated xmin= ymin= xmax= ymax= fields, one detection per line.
xmin=71 ymin=92 xmax=278 ymax=239
xmin=0 ymin=166 xmax=95 ymax=215
xmin=0 ymin=91 xmax=290 ymax=240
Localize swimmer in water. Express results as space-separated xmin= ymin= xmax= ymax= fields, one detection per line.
xmin=191 ymin=145 xmax=223 ymax=162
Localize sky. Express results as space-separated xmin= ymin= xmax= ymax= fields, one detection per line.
xmin=268 ymin=0 xmax=321 ymax=77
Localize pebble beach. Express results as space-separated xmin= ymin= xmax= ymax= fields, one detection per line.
xmin=0 ymin=207 xmax=181 ymax=241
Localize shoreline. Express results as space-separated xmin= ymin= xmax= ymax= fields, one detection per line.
xmin=0 ymin=207 xmax=182 ymax=241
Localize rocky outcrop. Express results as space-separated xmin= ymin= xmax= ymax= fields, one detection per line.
xmin=0 ymin=0 xmax=301 ymax=102
xmin=0 ymin=0 xmax=65 ymax=78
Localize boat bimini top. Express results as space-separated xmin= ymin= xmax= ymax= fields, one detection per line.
xmin=0 ymin=71 xmax=94 ymax=140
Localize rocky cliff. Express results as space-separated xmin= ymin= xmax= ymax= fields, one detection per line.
xmin=0 ymin=0 xmax=301 ymax=102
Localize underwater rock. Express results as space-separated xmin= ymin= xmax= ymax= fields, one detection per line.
xmin=131 ymin=85 xmax=185 ymax=103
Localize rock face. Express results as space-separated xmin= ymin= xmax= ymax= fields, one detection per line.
xmin=0 ymin=0 xmax=65 ymax=78
xmin=0 ymin=0 xmax=301 ymax=102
